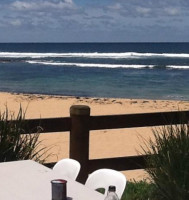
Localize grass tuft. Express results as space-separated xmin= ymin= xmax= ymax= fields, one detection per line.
xmin=0 ymin=105 xmax=48 ymax=163
xmin=122 ymin=180 xmax=154 ymax=200
xmin=143 ymin=122 xmax=189 ymax=200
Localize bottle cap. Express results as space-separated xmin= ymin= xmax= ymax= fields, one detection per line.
xmin=108 ymin=185 xmax=116 ymax=192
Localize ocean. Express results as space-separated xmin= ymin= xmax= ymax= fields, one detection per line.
xmin=0 ymin=43 xmax=189 ymax=100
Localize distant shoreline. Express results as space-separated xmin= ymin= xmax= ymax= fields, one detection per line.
xmin=3 ymin=91 xmax=189 ymax=103
xmin=0 ymin=91 xmax=187 ymax=102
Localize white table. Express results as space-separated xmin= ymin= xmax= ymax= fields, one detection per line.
xmin=0 ymin=160 xmax=104 ymax=200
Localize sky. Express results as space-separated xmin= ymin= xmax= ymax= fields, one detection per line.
xmin=0 ymin=0 xmax=189 ymax=42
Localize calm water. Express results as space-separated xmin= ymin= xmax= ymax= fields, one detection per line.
xmin=0 ymin=43 xmax=189 ymax=100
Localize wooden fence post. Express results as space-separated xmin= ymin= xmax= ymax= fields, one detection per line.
xmin=70 ymin=105 xmax=90 ymax=183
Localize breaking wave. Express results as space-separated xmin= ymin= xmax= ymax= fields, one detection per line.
xmin=1 ymin=52 xmax=189 ymax=59
xmin=26 ymin=60 xmax=189 ymax=69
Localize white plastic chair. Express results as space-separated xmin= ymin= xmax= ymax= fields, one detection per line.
xmin=85 ymin=168 xmax=126 ymax=199
xmin=53 ymin=158 xmax=81 ymax=180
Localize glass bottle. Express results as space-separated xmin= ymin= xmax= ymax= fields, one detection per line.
xmin=104 ymin=185 xmax=119 ymax=200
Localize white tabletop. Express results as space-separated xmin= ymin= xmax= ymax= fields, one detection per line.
xmin=0 ymin=160 xmax=104 ymax=200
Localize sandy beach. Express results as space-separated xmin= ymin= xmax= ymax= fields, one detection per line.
xmin=0 ymin=92 xmax=189 ymax=181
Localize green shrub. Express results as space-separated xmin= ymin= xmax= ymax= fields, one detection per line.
xmin=143 ymin=123 xmax=189 ymax=200
xmin=122 ymin=180 xmax=154 ymax=200
xmin=0 ymin=106 xmax=47 ymax=163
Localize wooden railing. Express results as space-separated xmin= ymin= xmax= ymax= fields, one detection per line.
xmin=9 ymin=105 xmax=189 ymax=183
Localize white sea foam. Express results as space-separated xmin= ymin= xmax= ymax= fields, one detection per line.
xmin=1 ymin=52 xmax=189 ymax=59
xmin=167 ymin=65 xmax=189 ymax=69
xmin=26 ymin=60 xmax=189 ymax=69
xmin=26 ymin=60 xmax=154 ymax=68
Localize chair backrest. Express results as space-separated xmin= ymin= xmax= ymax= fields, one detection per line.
xmin=85 ymin=168 xmax=126 ymax=199
xmin=53 ymin=158 xmax=81 ymax=180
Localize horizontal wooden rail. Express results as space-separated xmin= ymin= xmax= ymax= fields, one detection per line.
xmin=44 ymin=155 xmax=149 ymax=172
xmin=3 ymin=110 xmax=189 ymax=134
xmin=4 ymin=117 xmax=71 ymax=133
xmin=88 ymin=155 xmax=149 ymax=173
xmin=27 ymin=117 xmax=71 ymax=133
xmin=44 ymin=155 xmax=149 ymax=173
xmin=90 ymin=110 xmax=189 ymax=130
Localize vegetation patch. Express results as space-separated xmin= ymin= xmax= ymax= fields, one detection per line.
xmin=142 ymin=122 xmax=189 ymax=200
xmin=0 ymin=106 xmax=47 ymax=163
